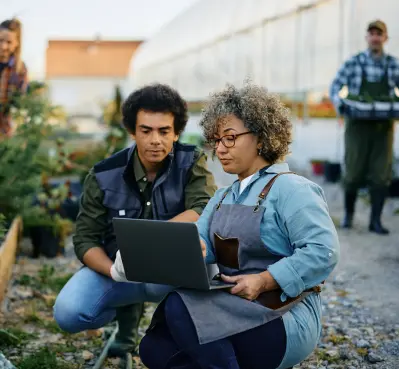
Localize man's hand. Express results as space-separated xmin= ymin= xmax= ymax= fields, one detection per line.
xmin=200 ymin=239 xmax=207 ymax=258
xmin=221 ymin=271 xmax=278 ymax=301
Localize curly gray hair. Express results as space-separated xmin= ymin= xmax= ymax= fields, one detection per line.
xmin=199 ymin=83 xmax=292 ymax=164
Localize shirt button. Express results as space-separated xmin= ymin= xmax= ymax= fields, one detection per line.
xmin=146 ymin=201 xmax=151 ymax=206
xmin=143 ymin=177 xmax=147 ymax=182
xmin=140 ymin=189 xmax=143 ymax=192
xmin=328 ymin=252 xmax=332 ymax=257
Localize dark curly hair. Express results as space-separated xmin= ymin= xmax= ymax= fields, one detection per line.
xmin=199 ymin=83 xmax=292 ymax=164
xmin=122 ymin=83 xmax=188 ymax=134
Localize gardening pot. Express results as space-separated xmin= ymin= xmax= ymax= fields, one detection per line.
xmin=30 ymin=226 xmax=64 ymax=258
xmin=311 ymin=161 xmax=325 ymax=176
xmin=388 ymin=178 xmax=399 ymax=198
xmin=324 ymin=162 xmax=342 ymax=183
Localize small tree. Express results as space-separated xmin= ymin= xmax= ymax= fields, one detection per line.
xmin=0 ymin=85 xmax=60 ymax=226
xmin=103 ymin=85 xmax=128 ymax=156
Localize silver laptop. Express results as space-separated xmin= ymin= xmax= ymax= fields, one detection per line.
xmin=112 ymin=218 xmax=234 ymax=290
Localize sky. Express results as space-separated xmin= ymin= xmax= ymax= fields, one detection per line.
xmin=2 ymin=0 xmax=198 ymax=78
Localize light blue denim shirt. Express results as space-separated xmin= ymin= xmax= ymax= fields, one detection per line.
xmin=196 ymin=163 xmax=340 ymax=368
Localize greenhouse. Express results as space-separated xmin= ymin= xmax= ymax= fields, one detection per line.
xmin=129 ymin=0 xmax=399 ymax=103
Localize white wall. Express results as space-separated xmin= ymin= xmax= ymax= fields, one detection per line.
xmin=47 ymin=77 xmax=134 ymax=116
xmin=186 ymin=114 xmax=399 ymax=173
xmin=129 ymin=0 xmax=399 ymax=101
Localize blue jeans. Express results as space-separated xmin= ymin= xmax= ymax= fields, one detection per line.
xmin=53 ymin=267 xmax=174 ymax=333
xmin=140 ymin=292 xmax=287 ymax=369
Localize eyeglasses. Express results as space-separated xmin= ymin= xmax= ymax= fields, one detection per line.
xmin=212 ymin=131 xmax=252 ymax=149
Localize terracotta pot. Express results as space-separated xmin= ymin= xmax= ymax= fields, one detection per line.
xmin=311 ymin=161 xmax=325 ymax=176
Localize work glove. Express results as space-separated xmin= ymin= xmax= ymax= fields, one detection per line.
xmin=110 ymin=250 xmax=130 ymax=282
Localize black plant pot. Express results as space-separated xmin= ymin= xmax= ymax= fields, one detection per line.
xmin=324 ymin=162 xmax=342 ymax=183
xmin=388 ymin=178 xmax=399 ymax=198
xmin=30 ymin=226 xmax=64 ymax=258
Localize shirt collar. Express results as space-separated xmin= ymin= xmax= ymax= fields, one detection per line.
xmin=265 ymin=162 xmax=290 ymax=174
xmin=230 ymin=162 xmax=290 ymax=196
xmin=133 ymin=148 xmax=147 ymax=182
xmin=364 ymin=49 xmax=387 ymax=63
xmin=131 ymin=145 xmax=175 ymax=183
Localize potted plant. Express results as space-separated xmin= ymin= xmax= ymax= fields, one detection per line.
xmin=0 ymin=94 xmax=53 ymax=244
xmin=25 ymin=182 xmax=74 ymax=258
xmin=102 ymin=85 xmax=128 ymax=156
xmin=388 ymin=157 xmax=399 ymax=198
xmin=324 ymin=161 xmax=342 ymax=183
xmin=309 ymin=159 xmax=326 ymax=176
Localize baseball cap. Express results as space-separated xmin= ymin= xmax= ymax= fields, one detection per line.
xmin=367 ymin=20 xmax=387 ymax=33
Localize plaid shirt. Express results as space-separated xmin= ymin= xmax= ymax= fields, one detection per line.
xmin=329 ymin=49 xmax=399 ymax=109
xmin=0 ymin=57 xmax=28 ymax=136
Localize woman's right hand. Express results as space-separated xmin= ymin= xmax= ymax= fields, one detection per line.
xmin=200 ymin=239 xmax=207 ymax=258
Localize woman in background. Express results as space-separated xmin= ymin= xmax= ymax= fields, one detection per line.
xmin=0 ymin=18 xmax=28 ymax=137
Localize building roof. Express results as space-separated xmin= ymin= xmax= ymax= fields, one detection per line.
xmin=128 ymin=0 xmax=399 ymax=100
xmin=131 ymin=0 xmax=320 ymax=70
xmin=46 ymin=39 xmax=142 ymax=78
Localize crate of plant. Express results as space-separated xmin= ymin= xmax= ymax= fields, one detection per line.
xmin=341 ymin=93 xmax=399 ymax=120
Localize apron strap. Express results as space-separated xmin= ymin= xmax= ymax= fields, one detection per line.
xmin=256 ymin=285 xmax=321 ymax=311
xmin=215 ymin=186 xmax=232 ymax=210
xmin=254 ymin=171 xmax=295 ymax=212
xmin=216 ymin=171 xmax=296 ymax=211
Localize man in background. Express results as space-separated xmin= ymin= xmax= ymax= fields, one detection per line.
xmin=330 ymin=20 xmax=399 ymax=235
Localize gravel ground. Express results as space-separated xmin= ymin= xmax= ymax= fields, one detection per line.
xmin=1 ymin=165 xmax=398 ymax=368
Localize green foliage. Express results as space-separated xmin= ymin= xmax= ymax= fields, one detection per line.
xmin=0 ymin=213 xmax=5 ymax=240
xmin=1 ymin=83 xmax=130 ymax=240
xmin=0 ymin=124 xmax=47 ymax=221
xmin=0 ymin=328 xmax=37 ymax=348
xmin=0 ymin=89 xmax=55 ymax=223
xmin=44 ymin=85 xmax=128 ymax=184
xmin=103 ymin=85 xmax=128 ymax=155
xmin=1 ymin=89 xmax=75 ymax=236
xmin=17 ymin=264 xmax=73 ymax=293
xmin=346 ymin=92 xmax=399 ymax=103
xmin=17 ymin=347 xmax=74 ymax=369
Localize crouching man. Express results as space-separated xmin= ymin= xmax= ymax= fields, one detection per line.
xmin=53 ymin=84 xmax=217 ymax=357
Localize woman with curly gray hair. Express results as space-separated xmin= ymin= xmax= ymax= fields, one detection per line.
xmin=139 ymin=83 xmax=340 ymax=369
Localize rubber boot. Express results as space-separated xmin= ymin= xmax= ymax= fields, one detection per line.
xmin=107 ymin=303 xmax=144 ymax=357
xmin=369 ymin=189 xmax=389 ymax=235
xmin=341 ymin=190 xmax=357 ymax=229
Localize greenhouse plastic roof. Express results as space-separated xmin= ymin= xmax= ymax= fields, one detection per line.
xmin=132 ymin=0 xmax=321 ymax=70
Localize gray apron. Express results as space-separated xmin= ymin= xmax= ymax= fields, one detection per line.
xmin=150 ymin=173 xmax=319 ymax=345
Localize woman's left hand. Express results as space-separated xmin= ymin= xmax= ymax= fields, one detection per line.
xmin=221 ymin=271 xmax=278 ymax=301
